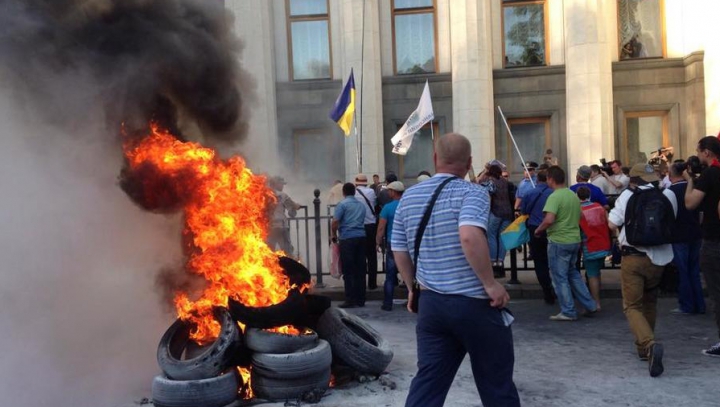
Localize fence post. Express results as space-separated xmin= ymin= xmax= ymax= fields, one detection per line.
xmin=507 ymin=248 xmax=521 ymax=285
xmin=313 ymin=189 xmax=324 ymax=288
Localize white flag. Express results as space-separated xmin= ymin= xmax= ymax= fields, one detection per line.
xmin=391 ymin=80 xmax=434 ymax=155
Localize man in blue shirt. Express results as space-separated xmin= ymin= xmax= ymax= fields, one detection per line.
xmin=520 ymin=169 xmax=555 ymax=304
xmin=570 ymin=165 xmax=609 ymax=210
xmin=375 ymin=181 xmax=404 ymax=311
xmin=331 ymin=183 xmax=367 ymax=308
xmin=392 ymin=133 xmax=519 ymax=407
xmin=514 ymin=161 xmax=538 ymax=211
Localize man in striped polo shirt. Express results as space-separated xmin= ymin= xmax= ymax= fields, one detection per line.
xmin=392 ymin=133 xmax=520 ymax=407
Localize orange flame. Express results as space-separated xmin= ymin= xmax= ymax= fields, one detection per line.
xmin=123 ymin=124 xmax=292 ymax=343
xmin=266 ymin=325 xmax=313 ymax=336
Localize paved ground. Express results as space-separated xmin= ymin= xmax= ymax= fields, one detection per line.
xmin=235 ymin=297 xmax=719 ymax=407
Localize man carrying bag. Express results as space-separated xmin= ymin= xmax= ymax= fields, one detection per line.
xmin=391 ymin=133 xmax=519 ymax=407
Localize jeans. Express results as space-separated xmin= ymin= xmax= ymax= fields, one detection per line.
xmin=383 ymin=248 xmax=398 ymax=309
xmin=620 ymin=254 xmax=663 ymax=353
xmin=405 ymin=290 xmax=520 ymax=407
xmin=339 ymin=237 xmax=367 ymax=306
xmin=700 ymin=239 xmax=720 ymax=339
xmin=487 ymin=213 xmax=511 ymax=263
xmin=528 ymin=225 xmax=552 ymax=293
xmin=548 ymin=241 xmax=597 ymax=318
xmin=364 ymin=224 xmax=378 ymax=288
xmin=672 ymin=240 xmax=706 ymax=314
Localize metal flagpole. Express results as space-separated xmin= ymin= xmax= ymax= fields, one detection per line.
xmin=498 ymin=106 xmax=535 ymax=188
xmin=358 ymin=0 xmax=366 ymax=173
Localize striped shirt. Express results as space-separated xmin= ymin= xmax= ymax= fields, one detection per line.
xmin=391 ymin=174 xmax=490 ymax=298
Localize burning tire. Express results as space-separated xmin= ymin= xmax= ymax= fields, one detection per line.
xmin=316 ymin=307 xmax=393 ymax=375
xmin=251 ymin=367 xmax=330 ymax=402
xmin=228 ymin=288 xmax=306 ymax=329
xmin=151 ymin=369 xmax=239 ymax=407
xmin=157 ymin=308 xmax=240 ymax=381
xmin=245 ymin=327 xmax=318 ymax=354
xmin=251 ymin=339 xmax=332 ymax=380
xmin=279 ymin=256 xmax=311 ymax=287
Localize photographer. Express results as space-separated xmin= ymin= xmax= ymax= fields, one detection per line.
xmin=601 ymin=160 xmax=630 ymax=194
xmin=683 ymin=135 xmax=720 ymax=358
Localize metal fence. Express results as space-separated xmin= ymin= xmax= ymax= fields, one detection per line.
xmin=286 ymin=189 xmax=620 ymax=287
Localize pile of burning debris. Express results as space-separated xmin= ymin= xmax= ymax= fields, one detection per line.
xmin=119 ymin=125 xmax=392 ymax=406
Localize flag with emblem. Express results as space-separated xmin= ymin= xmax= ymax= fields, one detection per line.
xmin=391 ymin=80 xmax=434 ymax=155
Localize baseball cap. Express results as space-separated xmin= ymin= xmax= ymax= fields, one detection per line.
xmin=577 ymin=165 xmax=592 ymax=180
xmin=628 ymin=163 xmax=659 ymax=183
xmin=386 ymin=181 xmax=405 ymax=192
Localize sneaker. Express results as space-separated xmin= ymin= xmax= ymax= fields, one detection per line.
xmin=648 ymin=343 xmax=664 ymax=377
xmin=670 ymin=308 xmax=691 ymax=315
xmin=338 ymin=302 xmax=357 ymax=309
xmin=549 ymin=313 xmax=577 ymax=321
xmin=638 ymin=350 xmax=649 ymax=361
xmin=701 ymin=342 xmax=720 ymax=358
xmin=380 ymin=305 xmax=392 ymax=311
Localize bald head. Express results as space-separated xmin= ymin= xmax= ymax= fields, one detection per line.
xmin=434 ymin=133 xmax=472 ymax=176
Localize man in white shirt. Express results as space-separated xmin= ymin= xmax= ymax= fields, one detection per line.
xmin=608 ymin=163 xmax=677 ymax=378
xmin=589 ymin=165 xmax=611 ymax=194
xmin=354 ymin=174 xmax=379 ymax=289
xmin=603 ymin=160 xmax=630 ymax=194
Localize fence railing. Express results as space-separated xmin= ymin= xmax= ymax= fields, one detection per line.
xmin=286 ymin=189 xmax=620 ymax=287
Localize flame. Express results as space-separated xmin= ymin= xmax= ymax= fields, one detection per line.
xmin=329 ymin=373 xmax=336 ymax=388
xmin=123 ymin=124 xmax=292 ymax=343
xmin=266 ymin=325 xmax=313 ymax=336
xmin=238 ymin=367 xmax=253 ymax=399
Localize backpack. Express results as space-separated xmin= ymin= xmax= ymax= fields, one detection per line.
xmin=624 ymin=187 xmax=675 ymax=246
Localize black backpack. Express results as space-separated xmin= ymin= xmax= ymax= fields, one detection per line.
xmin=624 ymin=187 xmax=675 ymax=246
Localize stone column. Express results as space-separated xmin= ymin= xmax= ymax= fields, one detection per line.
xmin=450 ymin=0 xmax=495 ymax=166
xmin=225 ymin=0 xmax=280 ymax=168
xmin=563 ymin=0 xmax=615 ymax=173
xmin=339 ymin=0 xmax=385 ymax=180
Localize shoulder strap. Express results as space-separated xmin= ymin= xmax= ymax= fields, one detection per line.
xmin=357 ymin=188 xmax=376 ymax=216
xmin=413 ymin=177 xmax=458 ymax=267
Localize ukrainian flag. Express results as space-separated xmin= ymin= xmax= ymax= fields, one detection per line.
xmin=329 ymin=70 xmax=355 ymax=136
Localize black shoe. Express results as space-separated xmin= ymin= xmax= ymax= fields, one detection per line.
xmin=543 ymin=289 xmax=556 ymax=305
xmin=338 ymin=302 xmax=357 ymax=309
xmin=638 ymin=350 xmax=649 ymax=361
xmin=380 ymin=305 xmax=392 ymax=311
xmin=648 ymin=343 xmax=664 ymax=377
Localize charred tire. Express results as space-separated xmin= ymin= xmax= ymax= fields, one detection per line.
xmin=304 ymin=294 xmax=331 ymax=315
xmin=228 ymin=288 xmax=305 ymax=329
xmin=245 ymin=327 xmax=318 ymax=354
xmin=151 ymin=370 xmax=239 ymax=407
xmin=251 ymin=339 xmax=332 ymax=380
xmin=251 ymin=367 xmax=330 ymax=402
xmin=279 ymin=256 xmax=311 ymax=288
xmin=157 ymin=308 xmax=240 ymax=381
xmin=316 ymin=307 xmax=393 ymax=375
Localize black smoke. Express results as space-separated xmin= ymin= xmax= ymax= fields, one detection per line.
xmin=0 ymin=0 xmax=248 ymax=141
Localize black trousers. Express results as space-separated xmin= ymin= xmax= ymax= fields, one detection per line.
xmin=528 ymin=225 xmax=553 ymax=293
xmin=339 ymin=237 xmax=367 ymax=306
xmin=364 ymin=223 xmax=378 ymax=288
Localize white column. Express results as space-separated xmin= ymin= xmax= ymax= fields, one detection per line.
xmin=225 ymin=0 xmax=280 ymax=168
xmin=564 ymin=0 xmax=615 ymax=173
xmin=450 ymin=0 xmax=495 ymax=166
xmin=339 ymin=0 xmax=385 ymax=180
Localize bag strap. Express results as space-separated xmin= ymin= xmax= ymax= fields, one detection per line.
xmin=413 ymin=176 xmax=458 ymax=268
xmin=357 ymin=188 xmax=376 ymax=216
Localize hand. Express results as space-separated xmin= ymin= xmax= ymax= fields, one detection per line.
xmin=534 ymin=229 xmax=543 ymax=238
xmin=485 ymin=281 xmax=510 ymax=308
xmin=406 ymin=290 xmax=416 ymax=313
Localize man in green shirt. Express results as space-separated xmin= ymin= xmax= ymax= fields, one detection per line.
xmin=535 ymin=166 xmax=598 ymax=321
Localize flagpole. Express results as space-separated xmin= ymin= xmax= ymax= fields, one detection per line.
xmin=358 ymin=0 xmax=366 ymax=173
xmin=498 ymin=106 xmax=535 ymax=188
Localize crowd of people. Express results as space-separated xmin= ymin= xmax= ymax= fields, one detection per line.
xmin=322 ymin=132 xmax=720 ymax=406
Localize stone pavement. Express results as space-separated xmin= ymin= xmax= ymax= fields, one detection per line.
xmin=250 ymin=297 xmax=719 ymax=407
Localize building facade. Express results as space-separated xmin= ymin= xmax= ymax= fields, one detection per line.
xmin=226 ymin=0 xmax=719 ymax=187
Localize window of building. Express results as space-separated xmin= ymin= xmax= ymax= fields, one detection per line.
xmin=393 ymin=122 xmax=438 ymax=181
xmin=293 ymin=128 xmax=345 ymax=186
xmin=502 ymin=0 xmax=548 ymax=68
xmin=617 ymin=0 xmax=664 ymax=60
xmin=392 ymin=0 xmax=437 ymax=75
xmin=287 ymin=0 xmax=332 ymax=80
xmin=498 ymin=117 xmax=551 ymax=174
xmin=621 ymin=111 xmax=668 ymax=165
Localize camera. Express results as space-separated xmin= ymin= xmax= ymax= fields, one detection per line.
xmin=686 ymin=155 xmax=705 ymax=176
xmin=599 ymin=158 xmax=613 ymax=176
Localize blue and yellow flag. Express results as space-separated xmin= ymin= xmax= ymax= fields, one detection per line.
xmin=329 ymin=70 xmax=355 ymax=136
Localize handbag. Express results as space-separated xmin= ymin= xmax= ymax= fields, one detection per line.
xmin=500 ymin=215 xmax=530 ymax=250
xmin=410 ymin=176 xmax=458 ymax=313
